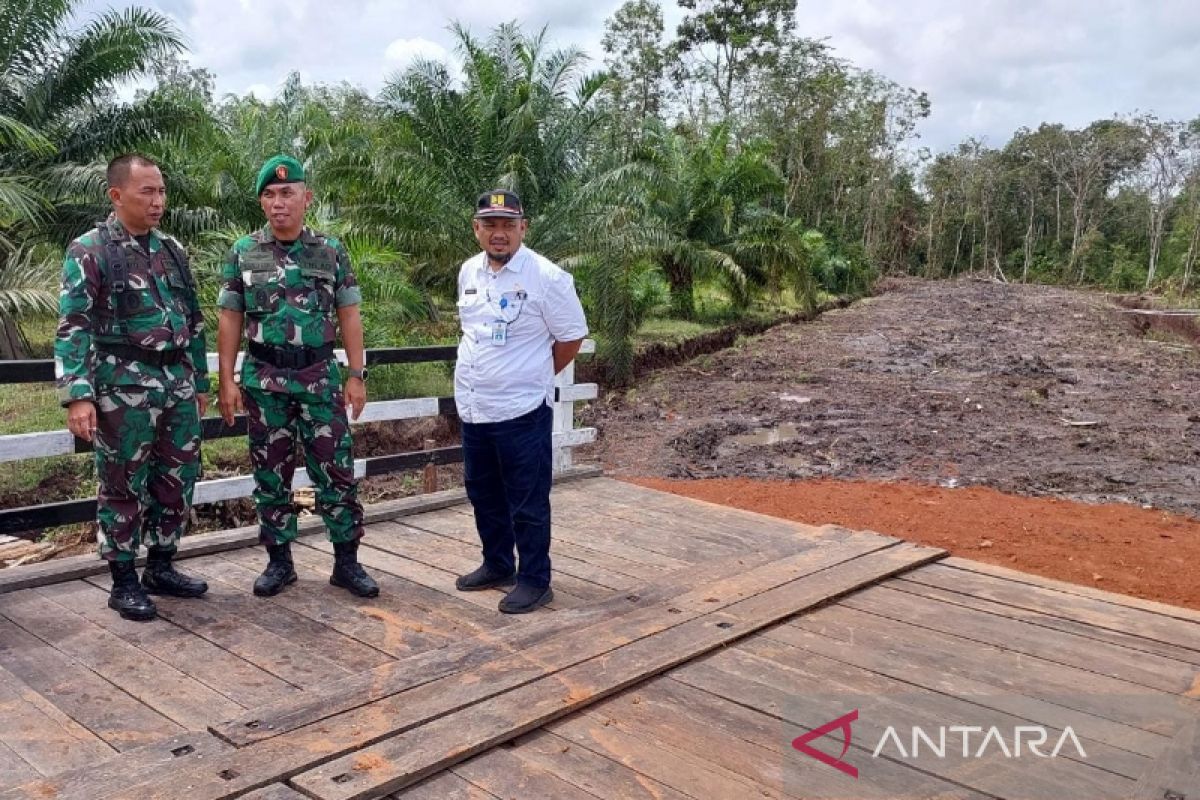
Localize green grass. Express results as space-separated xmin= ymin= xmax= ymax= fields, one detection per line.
xmin=634 ymin=318 xmax=721 ymax=347
xmin=369 ymin=362 xmax=455 ymax=402
xmin=0 ymin=382 xmax=62 ymax=435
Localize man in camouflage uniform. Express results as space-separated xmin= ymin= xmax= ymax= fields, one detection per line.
xmin=216 ymin=154 xmax=378 ymax=598
xmin=55 ymin=153 xmax=210 ymax=622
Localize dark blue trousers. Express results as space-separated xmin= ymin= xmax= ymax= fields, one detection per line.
xmin=461 ymin=402 xmax=553 ymax=588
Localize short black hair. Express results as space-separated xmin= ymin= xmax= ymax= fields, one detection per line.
xmin=106 ymin=153 xmax=159 ymax=189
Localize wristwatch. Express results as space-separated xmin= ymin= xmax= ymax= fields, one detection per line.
xmin=348 ymin=368 xmax=368 ymax=382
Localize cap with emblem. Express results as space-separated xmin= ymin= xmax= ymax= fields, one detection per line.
xmin=474 ymin=189 xmax=524 ymax=219
xmin=256 ymin=155 xmax=305 ymax=196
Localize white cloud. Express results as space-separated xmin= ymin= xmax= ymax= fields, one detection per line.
xmin=75 ymin=0 xmax=1200 ymax=154
xmin=384 ymin=37 xmax=449 ymax=66
xmin=798 ymin=0 xmax=1200 ymax=150
xmin=242 ymin=82 xmax=273 ymax=100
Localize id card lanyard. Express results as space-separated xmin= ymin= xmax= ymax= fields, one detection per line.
xmin=487 ymin=288 xmax=525 ymax=347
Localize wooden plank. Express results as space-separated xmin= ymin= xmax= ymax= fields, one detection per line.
xmin=0 ymin=662 xmax=114 ymax=777
xmin=364 ymin=521 xmax=616 ymax=602
xmin=90 ymin=555 xmax=394 ymax=675
xmin=0 ymin=740 xmax=37 ymax=792
xmin=305 ymin=536 xmax=589 ymax=610
xmin=81 ymin=572 xmax=367 ymax=687
xmin=379 ymin=517 xmax=638 ymax=591
xmin=891 ymin=576 xmax=1200 ymax=668
xmin=1129 ymin=713 xmax=1200 ymax=799
xmin=549 ymin=481 xmax=782 ymax=561
xmin=900 ymin=563 xmax=1200 ymax=652
xmin=554 ymin=679 xmax=986 ymax=800
xmin=209 ymin=545 xmax=486 ymax=658
xmin=943 ymin=556 xmax=1200 ymax=626
xmin=549 ymin=501 xmax=743 ymax=561
xmin=239 ymin=786 xmax=311 ymax=800
xmin=287 ymin=541 xmax=940 ymax=799
xmin=562 ymin=477 xmax=828 ymax=542
xmin=0 ymin=525 xmax=265 ymax=595
xmin=547 ymin=497 xmax=739 ymax=565
xmin=0 ymin=469 xmax=598 ymax=596
xmin=672 ymin=649 xmax=1132 ymax=800
xmin=0 ymin=588 xmax=244 ymax=729
xmin=116 ymin=539 xmax=930 ymax=800
xmin=556 ymin=382 xmax=597 ymax=403
xmin=390 ymin=771 xmax=501 ymax=799
xmin=0 ymin=430 xmax=75 ymax=462
xmin=553 ymin=359 xmax=577 ymax=473
xmin=482 ymin=729 xmax=695 ymax=800
xmin=845 ymin=584 xmax=1198 ymax=699
xmin=776 ymin=603 xmax=1172 ymax=757
xmin=0 ymin=732 xmax=231 ymax=800
xmin=413 ymin=509 xmax=667 ymax=583
xmin=211 ymin=547 xmax=790 ymax=747
xmin=442 ymin=504 xmax=690 ymax=576
xmin=723 ymin=634 xmax=1151 ymax=781
xmin=550 ymin=710 xmax=788 ymax=800
xmin=0 ymin=388 xmax=593 ymax=465
xmin=449 ymin=747 xmax=606 ymax=800
xmin=0 ymin=616 xmax=181 ymax=750
xmin=298 ymin=536 xmax=505 ymax=612
xmin=285 ymin=539 xmax=504 ymax=636
xmin=38 ymin=580 xmax=296 ymax=709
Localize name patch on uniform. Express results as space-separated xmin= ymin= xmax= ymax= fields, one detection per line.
xmin=464 ymin=288 xmax=477 ymax=295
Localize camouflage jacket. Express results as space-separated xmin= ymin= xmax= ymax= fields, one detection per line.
xmin=217 ymin=226 xmax=362 ymax=394
xmin=54 ymin=214 xmax=210 ymax=406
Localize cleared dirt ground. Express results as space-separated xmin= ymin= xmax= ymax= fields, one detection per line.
xmin=580 ymin=278 xmax=1200 ymax=609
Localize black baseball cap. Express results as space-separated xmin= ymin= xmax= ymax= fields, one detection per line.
xmin=474 ymin=189 xmax=524 ymax=218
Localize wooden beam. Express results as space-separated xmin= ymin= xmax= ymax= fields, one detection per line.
xmin=210 ymin=536 xmax=831 ymax=747
xmin=0 ymin=466 xmax=600 ymax=594
xmin=1128 ymin=713 xmax=1200 ymax=799
xmin=291 ymin=543 xmax=943 ymax=800
xmin=103 ymin=540 xmax=939 ymax=800
xmin=0 ymin=733 xmax=231 ymax=800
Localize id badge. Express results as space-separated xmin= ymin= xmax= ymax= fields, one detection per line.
xmin=490 ymin=320 xmax=508 ymax=346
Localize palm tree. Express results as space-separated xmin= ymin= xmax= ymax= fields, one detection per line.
xmin=627 ymin=123 xmax=784 ymax=319
xmin=0 ymin=0 xmax=188 ymax=356
xmin=324 ymin=22 xmax=609 ymax=298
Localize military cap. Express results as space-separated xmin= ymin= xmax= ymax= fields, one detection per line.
xmin=256 ymin=155 xmax=305 ymax=196
xmin=474 ymin=189 xmax=524 ymax=218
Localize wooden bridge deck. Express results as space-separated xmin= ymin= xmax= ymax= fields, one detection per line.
xmin=0 ymin=476 xmax=1196 ymax=799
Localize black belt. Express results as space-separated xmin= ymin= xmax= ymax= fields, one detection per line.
xmin=248 ymin=341 xmax=334 ymax=369
xmin=96 ymin=342 xmax=186 ymax=367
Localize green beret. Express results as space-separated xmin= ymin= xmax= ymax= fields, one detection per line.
xmin=255 ymin=154 xmax=305 ymax=195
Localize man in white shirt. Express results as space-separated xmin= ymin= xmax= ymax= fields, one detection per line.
xmin=453 ymin=189 xmax=589 ymax=613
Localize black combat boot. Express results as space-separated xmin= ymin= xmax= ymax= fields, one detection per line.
xmin=108 ymin=560 xmax=157 ymax=621
xmin=141 ymin=546 xmax=208 ymax=598
xmin=330 ymin=540 xmax=379 ymax=598
xmin=253 ymin=542 xmax=298 ymax=597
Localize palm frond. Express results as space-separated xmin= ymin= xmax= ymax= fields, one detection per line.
xmin=0 ymin=244 xmax=58 ymax=317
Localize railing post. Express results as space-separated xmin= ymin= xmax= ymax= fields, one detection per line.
xmin=422 ymin=438 xmax=438 ymax=493
xmin=552 ymin=360 xmax=575 ymax=474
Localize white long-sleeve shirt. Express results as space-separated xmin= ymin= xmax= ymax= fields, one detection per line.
xmin=453 ymin=246 xmax=589 ymax=424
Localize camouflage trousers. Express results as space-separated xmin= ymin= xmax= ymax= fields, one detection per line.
xmin=94 ymin=382 xmax=201 ymax=561
xmin=242 ymin=384 xmax=363 ymax=546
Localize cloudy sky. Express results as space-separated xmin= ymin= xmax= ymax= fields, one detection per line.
xmin=76 ymin=0 xmax=1200 ymax=152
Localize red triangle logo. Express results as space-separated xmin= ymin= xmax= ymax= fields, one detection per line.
xmin=792 ymin=710 xmax=859 ymax=778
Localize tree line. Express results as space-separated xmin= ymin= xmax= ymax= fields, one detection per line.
xmin=1 ymin=0 xmax=1195 ymax=383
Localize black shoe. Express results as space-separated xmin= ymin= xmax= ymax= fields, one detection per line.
xmin=455 ymin=563 xmax=516 ymax=592
xmin=108 ymin=560 xmax=157 ymax=621
xmin=330 ymin=540 xmax=380 ymax=598
xmin=141 ymin=547 xmax=208 ymax=598
xmin=498 ymin=584 xmax=553 ymax=614
xmin=254 ymin=543 xmax=298 ymax=597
